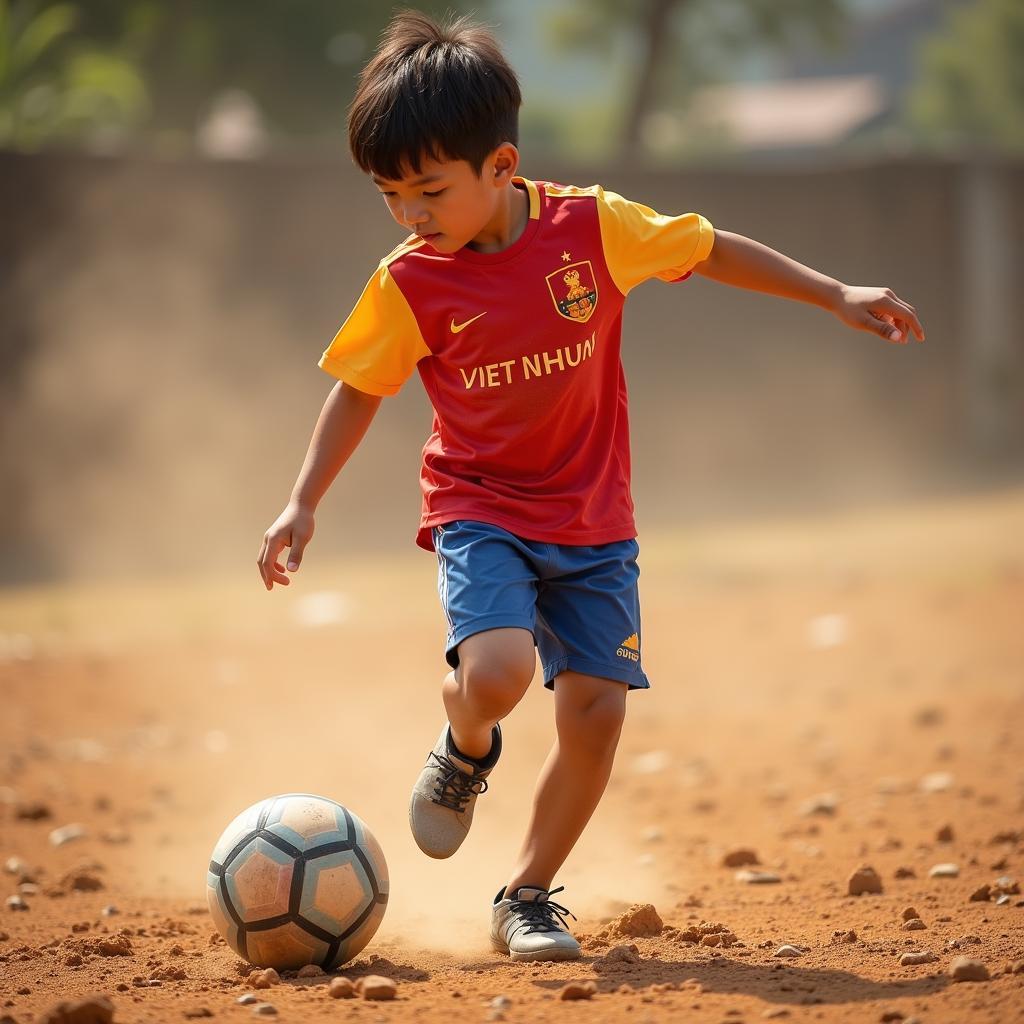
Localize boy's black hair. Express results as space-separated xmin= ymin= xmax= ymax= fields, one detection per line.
xmin=348 ymin=8 xmax=521 ymax=181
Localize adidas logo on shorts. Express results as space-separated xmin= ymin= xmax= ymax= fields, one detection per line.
xmin=616 ymin=633 xmax=640 ymax=662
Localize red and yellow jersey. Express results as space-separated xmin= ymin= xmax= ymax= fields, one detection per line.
xmin=319 ymin=177 xmax=714 ymax=550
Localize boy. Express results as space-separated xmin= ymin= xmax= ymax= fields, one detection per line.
xmin=257 ymin=10 xmax=924 ymax=963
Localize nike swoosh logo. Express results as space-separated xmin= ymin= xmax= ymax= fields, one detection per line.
xmin=450 ymin=312 xmax=487 ymax=334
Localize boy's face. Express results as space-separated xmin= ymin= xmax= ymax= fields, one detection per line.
xmin=371 ymin=145 xmax=519 ymax=254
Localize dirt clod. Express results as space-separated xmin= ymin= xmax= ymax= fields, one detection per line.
xmin=37 ymin=997 xmax=114 ymax=1024
xmin=599 ymin=903 xmax=663 ymax=938
xmin=559 ymin=981 xmax=596 ymax=1001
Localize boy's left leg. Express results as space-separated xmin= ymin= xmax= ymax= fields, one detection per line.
xmin=490 ymin=670 xmax=626 ymax=961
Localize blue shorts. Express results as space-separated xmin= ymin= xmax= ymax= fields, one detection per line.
xmin=432 ymin=520 xmax=649 ymax=691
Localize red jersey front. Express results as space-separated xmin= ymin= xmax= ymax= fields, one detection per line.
xmin=319 ymin=177 xmax=714 ymax=550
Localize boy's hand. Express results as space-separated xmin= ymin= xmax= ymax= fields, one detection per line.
xmin=258 ymin=502 xmax=315 ymax=590
xmin=832 ymin=285 xmax=925 ymax=345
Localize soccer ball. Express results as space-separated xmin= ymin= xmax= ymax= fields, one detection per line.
xmin=206 ymin=793 xmax=389 ymax=970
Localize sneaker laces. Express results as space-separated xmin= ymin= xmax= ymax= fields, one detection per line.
xmin=509 ymin=886 xmax=577 ymax=935
xmin=429 ymin=751 xmax=489 ymax=812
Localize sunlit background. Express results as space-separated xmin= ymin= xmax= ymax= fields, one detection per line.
xmin=1 ymin=0 xmax=1021 ymax=583
xmin=2 ymin=5 xmax=1024 ymax=1015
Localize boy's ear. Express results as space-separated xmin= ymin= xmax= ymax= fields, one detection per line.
xmin=489 ymin=142 xmax=520 ymax=186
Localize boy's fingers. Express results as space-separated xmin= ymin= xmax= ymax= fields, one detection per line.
xmin=890 ymin=298 xmax=925 ymax=340
xmin=287 ymin=540 xmax=308 ymax=572
xmin=864 ymin=312 xmax=901 ymax=342
xmin=259 ymin=534 xmax=288 ymax=588
xmin=879 ymin=294 xmax=925 ymax=342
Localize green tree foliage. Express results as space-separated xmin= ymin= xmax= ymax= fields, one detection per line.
xmin=0 ymin=0 xmax=146 ymax=148
xmin=550 ymin=0 xmax=847 ymax=157
xmin=3 ymin=0 xmax=490 ymax=150
xmin=907 ymin=0 xmax=1024 ymax=154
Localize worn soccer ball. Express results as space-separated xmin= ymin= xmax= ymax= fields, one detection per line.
xmin=207 ymin=793 xmax=389 ymax=970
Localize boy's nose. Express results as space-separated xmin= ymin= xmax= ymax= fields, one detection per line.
xmin=402 ymin=206 xmax=428 ymax=227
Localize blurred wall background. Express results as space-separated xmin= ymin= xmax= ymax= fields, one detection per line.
xmin=2 ymin=0 xmax=1022 ymax=584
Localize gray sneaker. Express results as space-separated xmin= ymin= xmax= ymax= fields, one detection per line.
xmin=408 ymin=723 xmax=501 ymax=859
xmin=490 ymin=885 xmax=582 ymax=961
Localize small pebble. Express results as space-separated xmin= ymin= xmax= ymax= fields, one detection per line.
xmin=490 ymin=996 xmax=512 ymax=1010
xmin=969 ymin=884 xmax=991 ymax=902
xmin=296 ymin=964 xmax=322 ymax=978
xmin=848 ymin=865 xmax=883 ymax=896
xmin=949 ymin=956 xmax=990 ymax=982
xmin=602 ymin=943 xmax=641 ymax=964
xmin=359 ymin=975 xmax=396 ymax=1001
xmin=799 ymin=793 xmax=838 ymax=817
xmin=901 ymin=907 xmax=920 ymax=921
xmin=252 ymin=1004 xmax=277 ymax=1017
xmin=559 ymin=981 xmax=597 ymax=1001
xmin=894 ymin=866 xmax=916 ymax=879
xmin=928 ymin=863 xmax=959 ymax=878
xmin=5 ymin=896 xmax=28 ymax=911
xmin=936 ymin=824 xmax=954 ymax=842
xmin=900 ymin=951 xmax=937 ymax=966
xmin=236 ymin=994 xmax=258 ymax=1005
xmin=48 ymin=824 xmax=88 ymax=847
xmin=920 ymin=771 xmax=953 ymax=793
xmin=101 ymin=906 xmax=119 ymax=917
xmin=902 ymin=918 xmax=926 ymax=931
xmin=880 ymin=1012 xmax=905 ymax=1023
xmin=762 ymin=1010 xmax=791 ymax=1019
xmin=327 ymin=978 xmax=354 ymax=999
xmin=830 ymin=929 xmax=857 ymax=944
xmin=722 ymin=848 xmax=760 ymax=868
xmin=251 ymin=968 xmax=279 ymax=989
xmin=995 ymin=894 xmax=1011 ymax=906
xmin=774 ymin=945 xmax=805 ymax=958
xmin=15 ymin=801 xmax=52 ymax=821
xmin=736 ymin=870 xmax=781 ymax=885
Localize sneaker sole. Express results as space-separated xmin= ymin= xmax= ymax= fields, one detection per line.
xmin=407 ymin=798 xmax=465 ymax=859
xmin=490 ymin=935 xmax=582 ymax=962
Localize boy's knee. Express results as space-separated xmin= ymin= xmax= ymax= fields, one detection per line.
xmin=455 ymin=631 xmax=535 ymax=718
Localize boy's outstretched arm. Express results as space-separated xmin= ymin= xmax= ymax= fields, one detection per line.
xmin=692 ymin=230 xmax=925 ymax=344
xmin=257 ymin=381 xmax=381 ymax=590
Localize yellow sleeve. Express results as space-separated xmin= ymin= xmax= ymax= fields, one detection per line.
xmin=318 ymin=263 xmax=430 ymax=396
xmin=595 ymin=187 xmax=714 ymax=295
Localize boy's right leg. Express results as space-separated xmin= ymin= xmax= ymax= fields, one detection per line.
xmin=442 ymin=627 xmax=535 ymax=759
xmin=409 ymin=627 xmax=535 ymax=859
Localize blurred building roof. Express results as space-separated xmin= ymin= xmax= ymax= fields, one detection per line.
xmin=684 ymin=0 xmax=971 ymax=156
xmin=690 ymin=75 xmax=886 ymax=150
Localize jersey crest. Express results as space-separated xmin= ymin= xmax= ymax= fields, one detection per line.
xmin=546 ymin=260 xmax=598 ymax=323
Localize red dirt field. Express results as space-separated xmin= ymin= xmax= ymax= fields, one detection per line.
xmin=2 ymin=489 xmax=1023 ymax=1023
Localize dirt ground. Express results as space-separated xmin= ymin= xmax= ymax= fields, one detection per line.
xmin=2 ymin=488 xmax=1023 ymax=1023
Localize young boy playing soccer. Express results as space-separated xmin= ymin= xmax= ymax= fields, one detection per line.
xmin=257 ymin=9 xmax=925 ymax=962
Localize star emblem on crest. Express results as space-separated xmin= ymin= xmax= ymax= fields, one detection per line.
xmin=561 ymin=250 xmax=571 ymax=262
